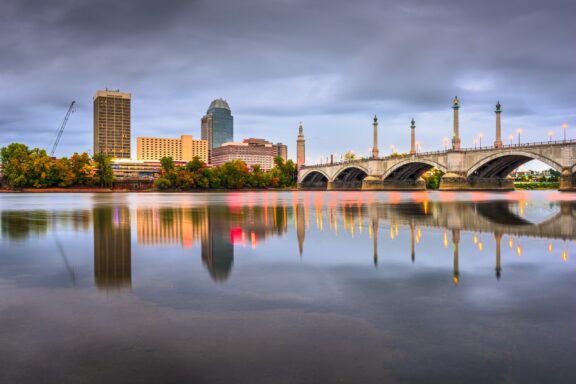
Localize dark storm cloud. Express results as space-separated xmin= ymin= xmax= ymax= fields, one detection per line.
xmin=0 ymin=0 xmax=574 ymax=159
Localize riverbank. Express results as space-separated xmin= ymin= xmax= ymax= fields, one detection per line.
xmin=0 ymin=186 xmax=299 ymax=193
xmin=514 ymin=182 xmax=560 ymax=190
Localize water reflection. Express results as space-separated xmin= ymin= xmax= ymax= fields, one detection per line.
xmin=1 ymin=195 xmax=575 ymax=290
xmin=93 ymin=207 xmax=132 ymax=291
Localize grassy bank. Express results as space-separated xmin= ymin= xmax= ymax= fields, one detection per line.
xmin=514 ymin=182 xmax=559 ymax=190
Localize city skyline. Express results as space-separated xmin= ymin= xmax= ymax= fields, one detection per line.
xmin=0 ymin=0 xmax=574 ymax=167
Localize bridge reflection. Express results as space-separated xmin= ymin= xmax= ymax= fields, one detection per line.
xmin=1 ymin=196 xmax=574 ymax=289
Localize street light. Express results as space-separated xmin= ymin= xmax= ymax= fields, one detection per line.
xmin=548 ymin=131 xmax=554 ymax=142
xmin=509 ymin=134 xmax=513 ymax=145
xmin=478 ymin=133 xmax=483 ymax=148
xmin=473 ymin=138 xmax=478 ymax=149
xmin=562 ymin=123 xmax=568 ymax=141
xmin=415 ymin=141 xmax=421 ymax=153
xmin=516 ymin=128 xmax=522 ymax=145
xmin=443 ymin=137 xmax=449 ymax=150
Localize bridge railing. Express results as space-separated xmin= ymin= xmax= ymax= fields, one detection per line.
xmin=301 ymin=139 xmax=576 ymax=168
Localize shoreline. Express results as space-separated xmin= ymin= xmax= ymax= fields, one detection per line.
xmin=0 ymin=187 xmax=564 ymax=193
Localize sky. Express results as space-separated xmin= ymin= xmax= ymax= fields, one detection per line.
xmin=0 ymin=0 xmax=575 ymax=169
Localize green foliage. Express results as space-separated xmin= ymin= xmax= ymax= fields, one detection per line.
xmin=92 ymin=153 xmax=114 ymax=187
xmin=149 ymin=155 xmax=296 ymax=191
xmin=0 ymin=142 xmax=103 ymax=189
xmin=514 ymin=182 xmax=559 ymax=190
xmin=154 ymin=177 xmax=173 ymax=189
xmin=160 ymin=156 xmax=175 ymax=173
xmin=343 ymin=151 xmax=357 ymax=161
xmin=423 ymin=168 xmax=445 ymax=190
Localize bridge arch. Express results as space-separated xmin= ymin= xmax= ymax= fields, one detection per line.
xmin=382 ymin=159 xmax=448 ymax=181
xmin=466 ymin=151 xmax=563 ymax=178
xmin=299 ymin=169 xmax=329 ymax=189
xmin=333 ymin=165 xmax=369 ymax=182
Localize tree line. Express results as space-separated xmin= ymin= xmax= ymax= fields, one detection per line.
xmin=0 ymin=142 xmax=297 ymax=190
xmin=154 ymin=156 xmax=297 ymax=190
xmin=0 ymin=143 xmax=114 ymax=188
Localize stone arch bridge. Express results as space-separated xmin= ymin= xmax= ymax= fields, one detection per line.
xmin=298 ymin=140 xmax=576 ymax=191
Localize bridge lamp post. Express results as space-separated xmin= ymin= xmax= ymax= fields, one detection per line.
xmin=509 ymin=134 xmax=513 ymax=145
xmin=443 ymin=137 xmax=449 ymax=150
xmin=548 ymin=131 xmax=554 ymax=143
xmin=562 ymin=123 xmax=568 ymax=142
xmin=516 ymin=128 xmax=522 ymax=145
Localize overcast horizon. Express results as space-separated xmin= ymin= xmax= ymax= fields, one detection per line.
xmin=1 ymin=0 xmax=575 ymax=169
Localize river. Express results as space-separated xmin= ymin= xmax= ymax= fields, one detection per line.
xmin=1 ymin=191 xmax=575 ymax=383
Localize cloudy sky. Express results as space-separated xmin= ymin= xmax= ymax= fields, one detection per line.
xmin=1 ymin=0 xmax=574 ymax=166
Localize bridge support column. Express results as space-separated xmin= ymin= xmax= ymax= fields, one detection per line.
xmin=559 ymin=168 xmax=576 ymax=191
xmin=439 ymin=173 xmax=514 ymax=191
xmin=362 ymin=177 xmax=426 ymax=190
xmin=439 ymin=172 xmax=468 ymax=190
xmin=328 ymin=180 xmax=363 ymax=190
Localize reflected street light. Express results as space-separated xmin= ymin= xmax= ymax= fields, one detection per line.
xmin=562 ymin=123 xmax=568 ymax=141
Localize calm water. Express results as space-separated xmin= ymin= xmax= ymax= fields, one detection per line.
xmin=1 ymin=191 xmax=575 ymax=384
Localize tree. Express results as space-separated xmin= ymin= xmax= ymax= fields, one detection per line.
xmin=70 ymin=152 xmax=94 ymax=185
xmin=160 ymin=156 xmax=175 ymax=173
xmin=154 ymin=177 xmax=172 ymax=189
xmin=93 ymin=153 xmax=114 ymax=187
xmin=185 ymin=156 xmax=207 ymax=173
xmin=423 ymin=168 xmax=444 ymax=190
xmin=48 ymin=158 xmax=75 ymax=187
xmin=270 ymin=157 xmax=297 ymax=187
xmin=343 ymin=151 xmax=357 ymax=161
xmin=1 ymin=143 xmax=31 ymax=188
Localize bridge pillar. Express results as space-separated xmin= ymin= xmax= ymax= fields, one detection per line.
xmin=362 ymin=177 xmax=426 ymax=190
xmin=559 ymin=168 xmax=576 ymax=191
xmin=328 ymin=180 xmax=364 ymax=190
xmin=439 ymin=173 xmax=514 ymax=191
xmin=439 ymin=172 xmax=468 ymax=190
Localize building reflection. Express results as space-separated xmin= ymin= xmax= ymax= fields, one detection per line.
xmin=132 ymin=204 xmax=290 ymax=282
xmin=93 ymin=207 xmax=132 ymax=291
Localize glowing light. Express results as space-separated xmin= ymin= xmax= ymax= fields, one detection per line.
xmin=473 ymin=234 xmax=478 ymax=244
xmin=562 ymin=250 xmax=567 ymax=262
xmin=443 ymin=231 xmax=449 ymax=248
xmin=508 ymin=237 xmax=513 ymax=249
xmin=517 ymin=245 xmax=522 ymax=257
xmin=453 ymin=276 xmax=459 ymax=285
xmin=478 ymin=242 xmax=483 ymax=252
xmin=548 ymin=243 xmax=553 ymax=253
xmin=390 ymin=227 xmax=394 ymax=240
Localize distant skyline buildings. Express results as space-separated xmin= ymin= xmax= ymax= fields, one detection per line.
xmin=201 ymin=99 xmax=234 ymax=162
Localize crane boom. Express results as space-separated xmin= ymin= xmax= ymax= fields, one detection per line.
xmin=50 ymin=101 xmax=76 ymax=157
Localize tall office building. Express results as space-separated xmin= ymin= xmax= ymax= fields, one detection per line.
xmin=201 ymin=99 xmax=233 ymax=162
xmin=93 ymin=90 xmax=131 ymax=158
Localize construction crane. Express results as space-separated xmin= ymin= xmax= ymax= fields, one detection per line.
xmin=50 ymin=101 xmax=76 ymax=157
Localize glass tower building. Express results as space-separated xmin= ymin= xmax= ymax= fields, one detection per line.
xmin=201 ymin=99 xmax=234 ymax=162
